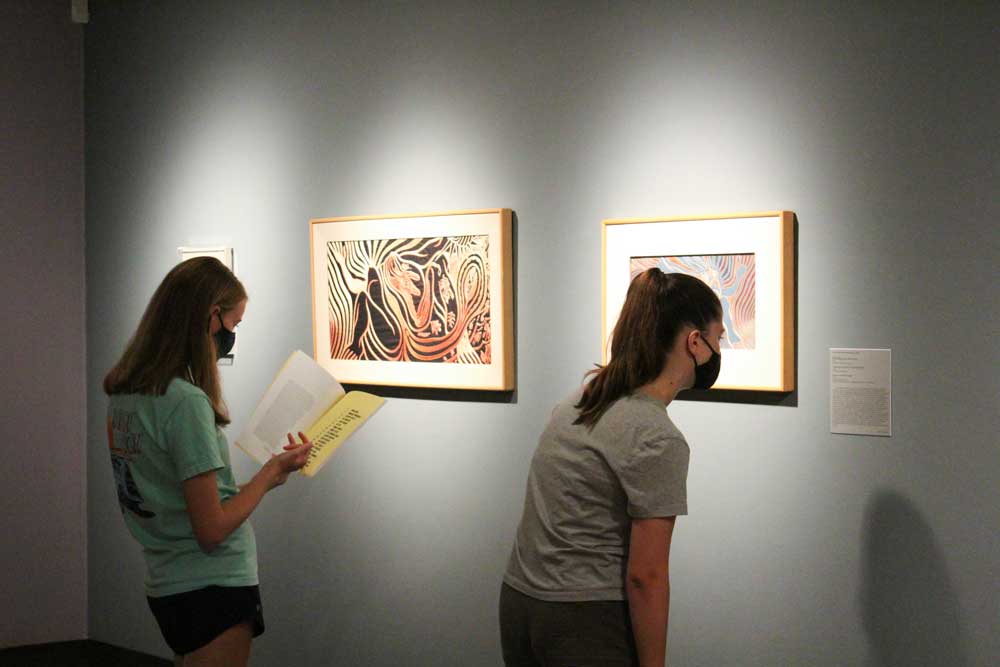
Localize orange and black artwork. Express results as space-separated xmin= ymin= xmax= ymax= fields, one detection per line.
xmin=326 ymin=235 xmax=492 ymax=364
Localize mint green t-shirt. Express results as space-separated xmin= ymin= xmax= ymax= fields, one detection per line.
xmin=107 ymin=378 xmax=257 ymax=597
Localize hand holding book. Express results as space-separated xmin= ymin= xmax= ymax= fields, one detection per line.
xmin=236 ymin=351 xmax=385 ymax=477
xmin=267 ymin=432 xmax=313 ymax=487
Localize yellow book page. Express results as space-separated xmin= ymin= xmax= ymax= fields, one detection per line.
xmin=301 ymin=391 xmax=385 ymax=477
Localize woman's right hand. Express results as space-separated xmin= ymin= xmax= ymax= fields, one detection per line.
xmin=265 ymin=432 xmax=313 ymax=489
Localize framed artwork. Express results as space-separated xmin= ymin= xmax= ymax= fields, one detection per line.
xmin=310 ymin=209 xmax=514 ymax=390
xmin=602 ymin=211 xmax=795 ymax=392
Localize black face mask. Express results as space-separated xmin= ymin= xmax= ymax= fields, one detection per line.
xmin=213 ymin=312 xmax=236 ymax=359
xmin=690 ymin=334 xmax=721 ymax=390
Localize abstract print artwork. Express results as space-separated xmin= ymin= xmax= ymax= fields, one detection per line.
xmin=326 ymin=235 xmax=492 ymax=364
xmin=310 ymin=209 xmax=514 ymax=390
xmin=629 ymin=254 xmax=756 ymax=350
xmin=603 ymin=212 xmax=795 ymax=392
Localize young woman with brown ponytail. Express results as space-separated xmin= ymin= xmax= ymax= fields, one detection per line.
xmin=500 ymin=269 xmax=724 ymax=667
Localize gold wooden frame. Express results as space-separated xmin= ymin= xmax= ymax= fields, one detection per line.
xmin=309 ymin=209 xmax=514 ymax=391
xmin=602 ymin=211 xmax=795 ymax=392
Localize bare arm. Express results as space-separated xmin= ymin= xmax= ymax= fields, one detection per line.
xmin=183 ymin=434 xmax=311 ymax=553
xmin=626 ymin=516 xmax=676 ymax=667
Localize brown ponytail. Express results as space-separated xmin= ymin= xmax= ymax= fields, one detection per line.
xmin=574 ymin=269 xmax=721 ymax=427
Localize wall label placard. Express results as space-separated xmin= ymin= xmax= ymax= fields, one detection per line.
xmin=830 ymin=348 xmax=891 ymax=437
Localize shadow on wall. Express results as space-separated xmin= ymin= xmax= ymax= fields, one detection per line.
xmin=860 ymin=490 xmax=967 ymax=667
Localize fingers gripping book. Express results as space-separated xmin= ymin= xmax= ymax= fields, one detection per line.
xmin=235 ymin=350 xmax=384 ymax=476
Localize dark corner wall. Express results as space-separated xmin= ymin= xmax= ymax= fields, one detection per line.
xmin=0 ymin=0 xmax=87 ymax=648
xmin=78 ymin=1 xmax=999 ymax=665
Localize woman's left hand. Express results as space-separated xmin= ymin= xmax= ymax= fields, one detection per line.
xmin=264 ymin=432 xmax=312 ymax=488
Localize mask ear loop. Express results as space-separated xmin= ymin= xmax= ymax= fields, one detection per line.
xmin=685 ymin=329 xmax=705 ymax=379
xmin=687 ymin=331 xmax=713 ymax=391
xmin=699 ymin=330 xmax=719 ymax=356
xmin=215 ymin=309 xmax=236 ymax=334
xmin=670 ymin=286 xmax=709 ymax=375
xmin=202 ymin=309 xmax=224 ymax=374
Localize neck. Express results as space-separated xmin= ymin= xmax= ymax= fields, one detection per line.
xmin=638 ymin=369 xmax=687 ymax=406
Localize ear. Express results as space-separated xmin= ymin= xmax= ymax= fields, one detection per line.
xmin=207 ymin=305 xmax=221 ymax=332
xmin=686 ymin=328 xmax=702 ymax=354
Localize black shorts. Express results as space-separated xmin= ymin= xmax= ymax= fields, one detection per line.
xmin=499 ymin=582 xmax=638 ymax=667
xmin=147 ymin=585 xmax=265 ymax=656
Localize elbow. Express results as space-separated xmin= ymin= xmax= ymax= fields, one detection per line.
xmin=193 ymin=527 xmax=224 ymax=554
xmin=626 ymin=567 xmax=669 ymax=593
xmin=197 ymin=538 xmax=220 ymax=554
xmin=195 ymin=535 xmax=221 ymax=554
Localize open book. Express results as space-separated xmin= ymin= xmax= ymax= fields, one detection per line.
xmin=235 ymin=350 xmax=384 ymax=477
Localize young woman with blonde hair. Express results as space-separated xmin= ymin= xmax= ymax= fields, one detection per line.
xmin=105 ymin=257 xmax=312 ymax=666
xmin=500 ymin=269 xmax=724 ymax=667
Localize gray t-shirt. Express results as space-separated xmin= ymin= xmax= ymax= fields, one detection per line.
xmin=503 ymin=390 xmax=689 ymax=602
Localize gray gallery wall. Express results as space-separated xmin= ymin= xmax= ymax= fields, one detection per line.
xmin=0 ymin=0 xmax=87 ymax=648
xmin=85 ymin=1 xmax=998 ymax=665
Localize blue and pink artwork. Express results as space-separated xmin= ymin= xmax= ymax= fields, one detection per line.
xmin=630 ymin=254 xmax=756 ymax=350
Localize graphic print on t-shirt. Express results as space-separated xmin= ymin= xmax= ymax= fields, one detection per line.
xmin=108 ymin=409 xmax=155 ymax=519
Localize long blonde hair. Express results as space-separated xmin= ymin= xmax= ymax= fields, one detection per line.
xmin=104 ymin=257 xmax=247 ymax=425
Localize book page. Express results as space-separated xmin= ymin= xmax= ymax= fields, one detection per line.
xmin=302 ymin=391 xmax=386 ymax=477
xmin=235 ymin=350 xmax=346 ymax=464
